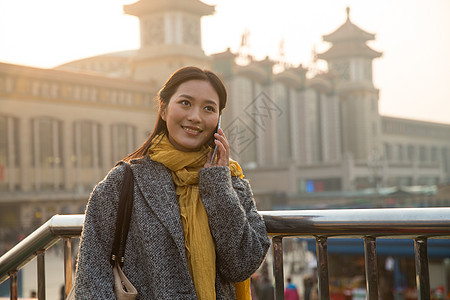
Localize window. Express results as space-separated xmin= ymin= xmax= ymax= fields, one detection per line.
xmin=31 ymin=117 xmax=63 ymax=191
xmin=332 ymin=61 xmax=350 ymax=80
xmin=419 ymin=146 xmax=427 ymax=162
xmin=407 ymin=145 xmax=415 ymax=161
xmin=39 ymin=119 xmax=52 ymax=167
xmin=0 ymin=116 xmax=8 ymax=168
xmin=384 ymin=143 xmax=392 ymax=161
xmin=397 ymin=144 xmax=404 ymax=161
xmin=74 ymin=121 xmax=102 ymax=168
xmin=430 ymin=147 xmax=438 ymax=162
xmin=0 ymin=115 xmax=19 ymax=190
xmin=32 ymin=80 xmax=40 ymax=96
xmin=442 ymin=147 xmax=450 ymax=174
xmin=32 ymin=117 xmax=63 ymax=168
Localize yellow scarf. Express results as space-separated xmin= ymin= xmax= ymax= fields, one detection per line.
xmin=149 ymin=134 xmax=251 ymax=300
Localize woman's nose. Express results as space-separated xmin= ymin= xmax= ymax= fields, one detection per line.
xmin=187 ymin=109 xmax=201 ymax=122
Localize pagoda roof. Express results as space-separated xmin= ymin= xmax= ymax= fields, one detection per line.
xmin=318 ymin=41 xmax=382 ymax=60
xmin=124 ymin=0 xmax=214 ymax=17
xmin=322 ymin=7 xmax=376 ymax=43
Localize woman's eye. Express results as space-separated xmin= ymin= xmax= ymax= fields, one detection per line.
xmin=180 ymin=100 xmax=190 ymax=106
xmin=204 ymin=106 xmax=216 ymax=112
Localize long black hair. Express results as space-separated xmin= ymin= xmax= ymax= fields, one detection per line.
xmin=124 ymin=66 xmax=227 ymax=162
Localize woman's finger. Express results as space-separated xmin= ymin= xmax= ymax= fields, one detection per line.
xmin=215 ymin=129 xmax=229 ymax=151
xmin=214 ymin=130 xmax=229 ymax=166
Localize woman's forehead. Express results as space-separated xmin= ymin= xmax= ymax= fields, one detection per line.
xmin=174 ymin=80 xmax=219 ymax=103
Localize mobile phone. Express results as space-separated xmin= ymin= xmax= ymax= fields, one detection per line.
xmin=210 ymin=115 xmax=222 ymax=164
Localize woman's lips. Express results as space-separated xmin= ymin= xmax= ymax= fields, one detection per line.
xmin=182 ymin=125 xmax=203 ymax=135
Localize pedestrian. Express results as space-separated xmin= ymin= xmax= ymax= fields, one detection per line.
xmin=285 ymin=277 xmax=299 ymax=300
xmin=259 ymin=275 xmax=274 ymax=300
xmin=304 ymin=276 xmax=313 ymax=300
xmin=73 ymin=66 xmax=271 ymax=299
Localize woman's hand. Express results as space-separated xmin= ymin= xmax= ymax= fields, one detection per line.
xmin=204 ymin=128 xmax=229 ymax=168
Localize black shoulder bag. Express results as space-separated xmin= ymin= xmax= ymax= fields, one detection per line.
xmin=67 ymin=162 xmax=137 ymax=300
xmin=110 ymin=161 xmax=138 ymax=299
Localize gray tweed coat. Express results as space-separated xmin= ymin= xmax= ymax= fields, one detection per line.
xmin=74 ymin=156 xmax=270 ymax=299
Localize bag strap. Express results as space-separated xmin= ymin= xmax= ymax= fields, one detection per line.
xmin=110 ymin=161 xmax=134 ymax=268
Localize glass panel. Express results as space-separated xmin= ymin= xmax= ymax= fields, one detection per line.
xmin=0 ymin=115 xmax=7 ymax=191
xmin=0 ymin=115 xmax=7 ymax=167
xmin=80 ymin=122 xmax=93 ymax=168
xmin=38 ymin=119 xmax=53 ymax=167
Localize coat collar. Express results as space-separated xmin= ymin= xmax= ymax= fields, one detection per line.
xmin=129 ymin=157 xmax=187 ymax=261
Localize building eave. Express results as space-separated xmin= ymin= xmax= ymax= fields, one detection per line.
xmin=318 ymin=43 xmax=382 ymax=60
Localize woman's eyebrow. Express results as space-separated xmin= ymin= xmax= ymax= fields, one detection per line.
xmin=204 ymin=99 xmax=218 ymax=107
xmin=178 ymin=94 xmax=194 ymax=100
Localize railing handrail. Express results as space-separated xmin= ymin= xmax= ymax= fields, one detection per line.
xmin=1 ymin=207 xmax=450 ymax=298
xmin=0 ymin=214 xmax=84 ymax=284
xmin=263 ymin=207 xmax=450 ymax=237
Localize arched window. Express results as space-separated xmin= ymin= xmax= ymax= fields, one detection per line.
xmin=31 ymin=117 xmax=63 ymax=168
xmin=0 ymin=114 xmax=20 ymax=191
xmin=31 ymin=117 xmax=64 ymax=190
xmin=73 ymin=121 xmax=102 ymax=168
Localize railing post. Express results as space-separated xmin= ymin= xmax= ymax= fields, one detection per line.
xmin=315 ymin=236 xmax=330 ymax=300
xmin=9 ymin=270 xmax=18 ymax=300
xmin=414 ymin=237 xmax=430 ymax=300
xmin=37 ymin=250 xmax=46 ymax=300
xmin=364 ymin=236 xmax=379 ymax=300
xmin=272 ymin=236 xmax=284 ymax=300
xmin=64 ymin=238 xmax=73 ymax=298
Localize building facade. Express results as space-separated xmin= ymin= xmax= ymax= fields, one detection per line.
xmin=1 ymin=0 xmax=450 ymax=239
xmin=0 ymin=63 xmax=158 ymax=243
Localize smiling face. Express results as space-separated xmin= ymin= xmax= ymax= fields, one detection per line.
xmin=161 ymin=80 xmax=220 ymax=152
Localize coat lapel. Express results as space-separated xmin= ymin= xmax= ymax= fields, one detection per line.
xmin=130 ymin=158 xmax=187 ymax=261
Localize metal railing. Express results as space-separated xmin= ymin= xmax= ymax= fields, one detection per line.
xmin=0 ymin=215 xmax=84 ymax=300
xmin=1 ymin=207 xmax=450 ymax=300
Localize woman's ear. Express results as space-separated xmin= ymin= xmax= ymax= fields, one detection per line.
xmin=160 ymin=105 xmax=166 ymax=121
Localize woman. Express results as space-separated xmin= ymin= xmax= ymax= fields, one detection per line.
xmin=74 ymin=66 xmax=271 ymax=299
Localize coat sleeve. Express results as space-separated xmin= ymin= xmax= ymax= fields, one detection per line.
xmin=74 ymin=165 xmax=125 ymax=299
xmin=198 ymin=166 xmax=271 ymax=282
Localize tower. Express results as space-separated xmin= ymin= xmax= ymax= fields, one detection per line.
xmin=318 ymin=7 xmax=383 ymax=161
xmin=123 ymin=0 xmax=215 ymax=84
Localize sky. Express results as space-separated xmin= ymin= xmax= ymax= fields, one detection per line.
xmin=0 ymin=0 xmax=449 ymax=124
